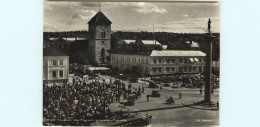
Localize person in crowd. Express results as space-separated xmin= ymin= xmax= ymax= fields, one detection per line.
xmin=146 ymin=95 xmax=150 ymax=102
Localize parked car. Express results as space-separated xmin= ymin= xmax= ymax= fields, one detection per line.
xmin=151 ymin=89 xmax=160 ymax=97
xmin=125 ymin=94 xmax=135 ymax=106
xmin=172 ymin=84 xmax=179 ymax=88
xmin=149 ymin=81 xmax=159 ymax=88
xmin=164 ymin=83 xmax=171 ymax=87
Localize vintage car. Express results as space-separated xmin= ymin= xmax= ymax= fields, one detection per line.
xmin=149 ymin=81 xmax=159 ymax=88
xmin=164 ymin=83 xmax=171 ymax=87
xmin=124 ymin=94 xmax=135 ymax=106
xmin=151 ymin=89 xmax=161 ymax=97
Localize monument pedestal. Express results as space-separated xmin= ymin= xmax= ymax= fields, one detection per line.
xmin=204 ymin=34 xmax=216 ymax=103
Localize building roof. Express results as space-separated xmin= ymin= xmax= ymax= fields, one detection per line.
xmin=88 ymin=11 xmax=112 ymax=25
xmin=123 ymin=40 xmax=136 ymax=44
xmin=43 ymin=47 xmax=68 ymax=56
xmin=150 ymin=50 xmax=206 ymax=57
xmin=141 ymin=40 xmax=161 ymax=45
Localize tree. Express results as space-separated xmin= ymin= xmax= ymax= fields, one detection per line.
xmin=130 ymin=65 xmax=142 ymax=77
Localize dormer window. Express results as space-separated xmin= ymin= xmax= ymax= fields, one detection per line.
xmin=101 ymin=31 xmax=105 ymax=38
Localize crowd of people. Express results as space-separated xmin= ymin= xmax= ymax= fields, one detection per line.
xmin=150 ymin=74 xmax=219 ymax=89
xmin=43 ymin=78 xmax=144 ymax=126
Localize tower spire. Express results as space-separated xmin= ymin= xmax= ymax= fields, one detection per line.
xmin=99 ymin=1 xmax=101 ymax=12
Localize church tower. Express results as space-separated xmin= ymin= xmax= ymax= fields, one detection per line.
xmin=88 ymin=11 xmax=112 ymax=65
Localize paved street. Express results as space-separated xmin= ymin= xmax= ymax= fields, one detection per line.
xmin=97 ymin=74 xmax=219 ymax=127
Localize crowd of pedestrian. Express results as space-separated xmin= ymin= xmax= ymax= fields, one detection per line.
xmin=43 ymin=78 xmax=144 ymax=126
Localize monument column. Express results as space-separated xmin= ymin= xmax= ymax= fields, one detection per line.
xmin=204 ymin=18 xmax=216 ymax=103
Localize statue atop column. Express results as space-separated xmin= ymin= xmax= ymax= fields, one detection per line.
xmin=208 ymin=18 xmax=211 ymax=35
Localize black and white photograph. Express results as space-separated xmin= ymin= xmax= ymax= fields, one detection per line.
xmin=43 ymin=1 xmax=220 ymax=126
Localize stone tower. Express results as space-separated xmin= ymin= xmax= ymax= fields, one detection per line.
xmin=88 ymin=11 xmax=112 ymax=65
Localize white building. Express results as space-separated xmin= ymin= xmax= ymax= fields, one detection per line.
xmin=43 ymin=47 xmax=69 ymax=84
xmin=111 ymin=50 xmax=206 ymax=75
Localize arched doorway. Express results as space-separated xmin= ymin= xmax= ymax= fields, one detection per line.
xmin=101 ymin=48 xmax=105 ymax=63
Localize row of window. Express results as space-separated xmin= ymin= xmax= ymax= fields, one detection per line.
xmin=153 ymin=58 xmax=205 ymax=64
xmin=52 ymin=70 xmax=63 ymax=79
xmin=152 ymin=66 xmax=205 ymax=73
xmin=112 ymin=56 xmax=149 ymax=64
xmin=50 ymin=60 xmax=64 ymax=66
xmin=112 ymin=56 xmax=205 ymax=65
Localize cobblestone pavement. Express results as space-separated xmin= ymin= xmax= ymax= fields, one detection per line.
xmin=98 ymin=74 xmax=219 ymax=127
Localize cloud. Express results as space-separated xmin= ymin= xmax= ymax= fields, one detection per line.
xmin=153 ymin=17 xmax=220 ymax=33
xmin=43 ymin=2 xmax=219 ymax=33
xmin=181 ymin=14 xmax=189 ymax=18
xmin=104 ymin=2 xmax=167 ymax=14
xmin=44 ymin=2 xmax=97 ymax=31
xmin=135 ymin=2 xmax=167 ymax=14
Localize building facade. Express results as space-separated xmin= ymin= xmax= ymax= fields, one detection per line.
xmin=111 ymin=50 xmax=206 ymax=75
xmin=43 ymin=47 xmax=69 ymax=84
xmin=88 ymin=11 xmax=112 ymax=65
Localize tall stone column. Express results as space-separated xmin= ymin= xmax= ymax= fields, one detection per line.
xmin=204 ymin=35 xmax=215 ymax=103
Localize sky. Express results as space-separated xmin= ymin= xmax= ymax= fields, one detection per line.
xmin=44 ymin=2 xmax=219 ymax=33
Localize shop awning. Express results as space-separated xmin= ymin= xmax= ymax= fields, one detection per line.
xmin=190 ymin=58 xmax=194 ymax=63
xmin=194 ymin=58 xmax=199 ymax=62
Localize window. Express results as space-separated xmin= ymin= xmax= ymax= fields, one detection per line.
xmin=153 ymin=67 xmax=157 ymax=72
xmin=166 ymin=58 xmax=170 ymax=63
xmin=185 ymin=58 xmax=187 ymax=64
xmin=59 ymin=70 xmax=63 ymax=78
xmin=179 ymin=67 xmax=182 ymax=72
xmin=53 ymin=60 xmax=57 ymax=66
xmin=101 ymin=31 xmax=105 ymax=38
xmin=199 ymin=66 xmax=202 ymax=72
xmin=199 ymin=59 xmax=202 ymax=63
xmin=159 ymin=59 xmax=161 ymax=63
xmin=142 ymin=58 xmax=144 ymax=63
xmin=102 ymin=41 xmax=105 ymax=45
xmin=158 ymin=67 xmax=162 ymax=72
xmin=184 ymin=67 xmax=187 ymax=71
xmin=172 ymin=58 xmax=175 ymax=63
xmin=154 ymin=59 xmax=156 ymax=64
xmin=117 ymin=56 xmax=118 ymax=61
xmin=52 ymin=71 xmax=56 ymax=79
xmin=101 ymin=48 xmax=105 ymax=58
xmin=146 ymin=59 xmax=148 ymax=64
xmin=193 ymin=66 xmax=196 ymax=71
xmin=172 ymin=67 xmax=175 ymax=72
xmin=179 ymin=58 xmax=183 ymax=63
xmin=166 ymin=67 xmax=170 ymax=72
xmin=204 ymin=58 xmax=206 ymax=62
xmin=60 ymin=60 xmax=63 ymax=66
xmin=189 ymin=67 xmax=191 ymax=72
